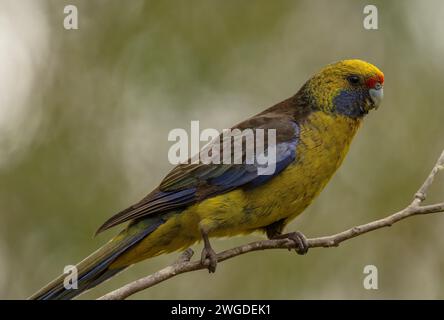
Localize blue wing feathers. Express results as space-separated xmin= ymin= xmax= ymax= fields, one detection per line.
xmin=96 ymin=121 xmax=300 ymax=233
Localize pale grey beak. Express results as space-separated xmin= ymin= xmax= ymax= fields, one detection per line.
xmin=369 ymin=83 xmax=383 ymax=109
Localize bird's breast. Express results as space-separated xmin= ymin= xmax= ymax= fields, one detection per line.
xmin=242 ymin=111 xmax=362 ymax=225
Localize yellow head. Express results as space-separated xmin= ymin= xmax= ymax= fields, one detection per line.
xmin=305 ymin=59 xmax=384 ymax=117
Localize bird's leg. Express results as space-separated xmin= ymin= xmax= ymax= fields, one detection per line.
xmin=265 ymin=219 xmax=286 ymax=239
xmin=199 ymin=225 xmax=217 ymax=273
xmin=265 ymin=221 xmax=309 ymax=255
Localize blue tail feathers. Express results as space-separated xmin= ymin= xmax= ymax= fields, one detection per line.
xmin=30 ymin=218 xmax=164 ymax=300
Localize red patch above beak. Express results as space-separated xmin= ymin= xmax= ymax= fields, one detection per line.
xmin=366 ymin=73 xmax=384 ymax=88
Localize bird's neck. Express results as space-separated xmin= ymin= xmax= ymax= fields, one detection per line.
xmin=300 ymin=111 xmax=362 ymax=167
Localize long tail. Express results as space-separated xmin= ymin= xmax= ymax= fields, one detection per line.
xmin=29 ymin=217 xmax=164 ymax=300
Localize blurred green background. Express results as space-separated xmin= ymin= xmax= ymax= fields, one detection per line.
xmin=1 ymin=0 xmax=444 ymax=299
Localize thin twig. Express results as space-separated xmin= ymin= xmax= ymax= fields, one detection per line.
xmin=98 ymin=150 xmax=444 ymax=300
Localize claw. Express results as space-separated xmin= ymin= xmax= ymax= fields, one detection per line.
xmin=273 ymin=231 xmax=309 ymax=255
xmin=201 ymin=246 xmax=217 ymax=273
xmin=286 ymin=231 xmax=309 ymax=255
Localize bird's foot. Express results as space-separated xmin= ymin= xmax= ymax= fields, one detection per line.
xmin=200 ymin=245 xmax=217 ymax=273
xmin=199 ymin=224 xmax=218 ymax=273
xmin=276 ymin=231 xmax=309 ymax=255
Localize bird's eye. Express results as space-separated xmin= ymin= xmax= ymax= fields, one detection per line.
xmin=347 ymin=75 xmax=360 ymax=85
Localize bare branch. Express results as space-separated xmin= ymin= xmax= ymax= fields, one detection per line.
xmin=413 ymin=150 xmax=444 ymax=205
xmin=98 ymin=150 xmax=444 ymax=300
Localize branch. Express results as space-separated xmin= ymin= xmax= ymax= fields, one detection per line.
xmin=98 ymin=150 xmax=444 ymax=300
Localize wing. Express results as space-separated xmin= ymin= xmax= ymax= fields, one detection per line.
xmin=96 ymin=113 xmax=300 ymax=234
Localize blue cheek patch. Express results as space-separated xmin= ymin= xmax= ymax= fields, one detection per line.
xmin=333 ymin=90 xmax=366 ymax=118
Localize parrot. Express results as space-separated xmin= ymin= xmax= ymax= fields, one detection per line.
xmin=30 ymin=59 xmax=384 ymax=299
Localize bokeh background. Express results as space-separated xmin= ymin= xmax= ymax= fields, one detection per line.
xmin=1 ymin=0 xmax=444 ymax=299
